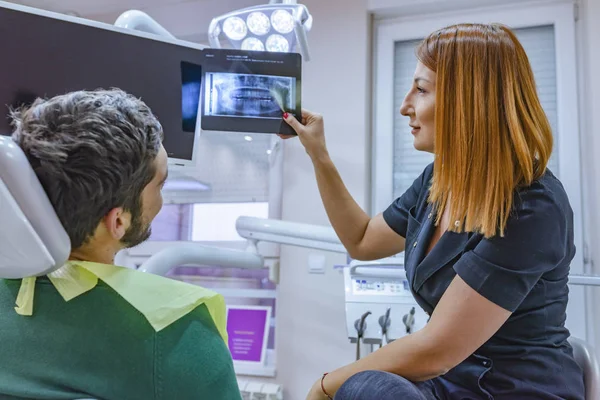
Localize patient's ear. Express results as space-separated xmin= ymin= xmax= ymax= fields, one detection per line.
xmin=103 ymin=207 xmax=131 ymax=241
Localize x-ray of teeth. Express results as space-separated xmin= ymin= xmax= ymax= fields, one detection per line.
xmin=200 ymin=49 xmax=301 ymax=135
xmin=205 ymin=73 xmax=295 ymax=119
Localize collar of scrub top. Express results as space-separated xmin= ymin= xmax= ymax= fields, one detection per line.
xmin=404 ymin=202 xmax=470 ymax=296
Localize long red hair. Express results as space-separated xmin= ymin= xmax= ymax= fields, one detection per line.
xmin=416 ymin=23 xmax=553 ymax=237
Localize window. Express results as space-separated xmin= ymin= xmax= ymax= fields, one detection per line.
xmin=372 ymin=1 xmax=587 ymax=339
xmin=148 ymin=129 xmax=275 ymax=245
xmin=149 ymin=202 xmax=269 ymax=242
xmin=191 ymin=202 xmax=269 ymax=241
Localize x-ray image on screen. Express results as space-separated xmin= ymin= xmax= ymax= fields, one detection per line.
xmin=200 ymin=49 xmax=302 ymax=135
xmin=205 ymin=73 xmax=295 ymax=119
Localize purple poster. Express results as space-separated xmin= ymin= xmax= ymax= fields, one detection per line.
xmin=227 ymin=306 xmax=271 ymax=363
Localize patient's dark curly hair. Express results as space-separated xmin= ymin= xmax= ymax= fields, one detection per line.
xmin=10 ymin=89 xmax=163 ymax=248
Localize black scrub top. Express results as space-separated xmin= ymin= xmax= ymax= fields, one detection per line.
xmin=383 ymin=163 xmax=585 ymax=399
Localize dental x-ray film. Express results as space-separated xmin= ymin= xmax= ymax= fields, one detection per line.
xmin=201 ymin=49 xmax=301 ymax=135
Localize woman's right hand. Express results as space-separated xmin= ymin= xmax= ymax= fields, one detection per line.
xmin=278 ymin=108 xmax=406 ymax=261
xmin=279 ymin=109 xmax=328 ymax=161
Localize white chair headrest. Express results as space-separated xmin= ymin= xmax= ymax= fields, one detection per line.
xmin=0 ymin=136 xmax=70 ymax=278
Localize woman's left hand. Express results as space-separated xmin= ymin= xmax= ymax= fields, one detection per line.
xmin=306 ymin=379 xmax=331 ymax=400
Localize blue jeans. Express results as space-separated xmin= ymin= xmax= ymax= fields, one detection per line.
xmin=335 ymin=371 xmax=438 ymax=400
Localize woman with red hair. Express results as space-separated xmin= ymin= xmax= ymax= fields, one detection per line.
xmin=281 ymin=23 xmax=585 ymax=400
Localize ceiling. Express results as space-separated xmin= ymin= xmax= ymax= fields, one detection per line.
xmin=6 ymin=0 xmax=197 ymax=18
xmin=3 ymin=0 xmax=259 ymax=41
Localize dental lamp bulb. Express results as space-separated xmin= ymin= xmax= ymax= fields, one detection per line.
xmin=223 ymin=16 xmax=247 ymax=41
xmin=247 ymin=12 xmax=270 ymax=36
xmin=241 ymin=37 xmax=265 ymax=51
xmin=271 ymin=10 xmax=294 ymax=34
xmin=266 ymin=34 xmax=289 ymax=53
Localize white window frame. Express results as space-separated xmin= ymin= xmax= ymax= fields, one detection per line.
xmin=371 ymin=1 xmax=588 ymax=339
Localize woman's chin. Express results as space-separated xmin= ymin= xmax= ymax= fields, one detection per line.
xmin=413 ymin=138 xmax=432 ymax=152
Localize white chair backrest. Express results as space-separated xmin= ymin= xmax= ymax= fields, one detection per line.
xmin=0 ymin=136 xmax=70 ymax=278
xmin=570 ymin=337 xmax=600 ymax=400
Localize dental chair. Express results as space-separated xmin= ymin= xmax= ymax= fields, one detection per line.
xmin=0 ymin=135 xmax=70 ymax=279
xmin=570 ymin=337 xmax=600 ymax=400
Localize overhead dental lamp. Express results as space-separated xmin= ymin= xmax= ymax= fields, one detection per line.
xmin=113 ymin=9 xmax=176 ymax=39
xmin=208 ymin=1 xmax=313 ymax=61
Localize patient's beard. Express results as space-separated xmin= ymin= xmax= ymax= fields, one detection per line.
xmin=121 ymin=210 xmax=152 ymax=249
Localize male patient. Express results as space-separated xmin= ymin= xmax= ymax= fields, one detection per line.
xmin=0 ymin=89 xmax=241 ymax=400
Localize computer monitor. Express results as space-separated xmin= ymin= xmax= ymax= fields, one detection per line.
xmin=0 ymin=1 xmax=204 ymax=167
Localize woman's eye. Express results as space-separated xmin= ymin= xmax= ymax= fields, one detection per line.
xmin=417 ymin=86 xmax=426 ymax=94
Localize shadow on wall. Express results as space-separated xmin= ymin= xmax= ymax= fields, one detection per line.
xmin=1 ymin=90 xmax=40 ymax=136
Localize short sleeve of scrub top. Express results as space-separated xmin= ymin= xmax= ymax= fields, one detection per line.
xmin=453 ymin=187 xmax=571 ymax=312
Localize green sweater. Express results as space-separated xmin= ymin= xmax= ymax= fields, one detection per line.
xmin=0 ymin=278 xmax=242 ymax=400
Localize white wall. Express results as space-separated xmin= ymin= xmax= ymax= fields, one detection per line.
xmin=577 ymin=0 xmax=600 ymax=351
xmin=86 ymin=0 xmax=259 ymax=43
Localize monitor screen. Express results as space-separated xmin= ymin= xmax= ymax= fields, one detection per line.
xmin=0 ymin=4 xmax=203 ymax=164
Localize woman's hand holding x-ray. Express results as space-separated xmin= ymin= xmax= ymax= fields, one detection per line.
xmin=279 ymin=109 xmax=329 ymax=161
